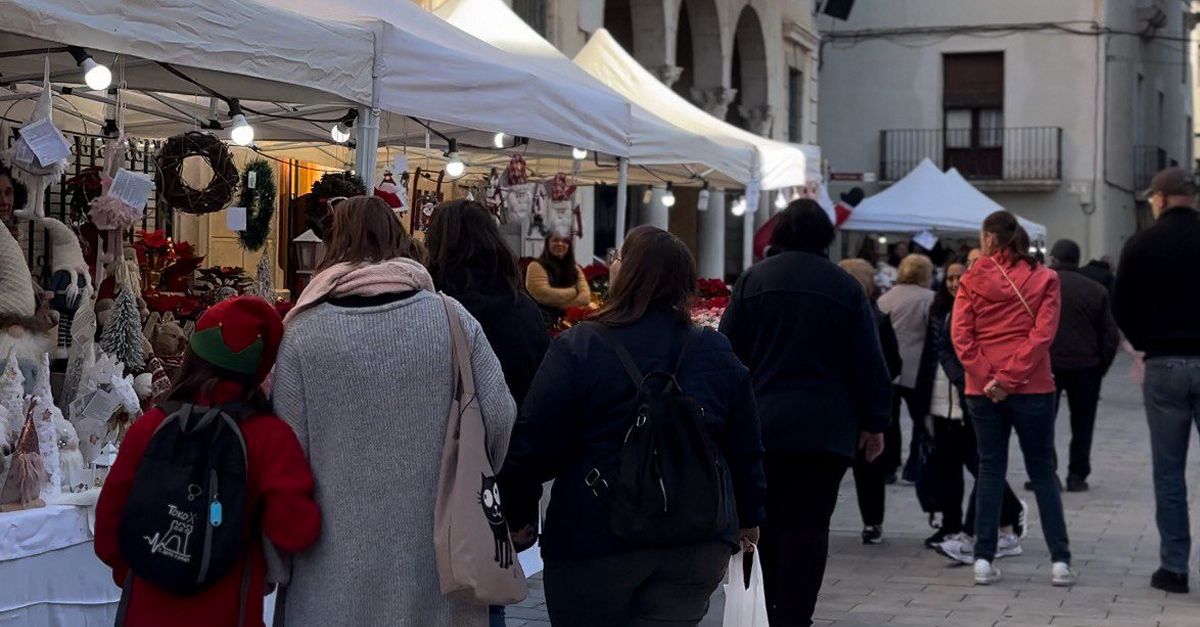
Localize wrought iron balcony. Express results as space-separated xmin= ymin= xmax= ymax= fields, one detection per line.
xmin=879 ymin=127 xmax=1063 ymax=191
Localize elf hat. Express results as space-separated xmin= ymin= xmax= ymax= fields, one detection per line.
xmin=188 ymin=296 xmax=283 ymax=384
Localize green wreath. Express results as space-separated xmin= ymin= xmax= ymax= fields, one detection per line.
xmin=237 ymin=159 xmax=276 ymax=251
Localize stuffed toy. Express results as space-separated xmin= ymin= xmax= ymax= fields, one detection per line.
xmin=7 ymin=67 xmax=68 ymax=222
xmin=0 ymin=404 xmax=46 ymax=511
xmin=0 ymin=225 xmax=54 ymax=379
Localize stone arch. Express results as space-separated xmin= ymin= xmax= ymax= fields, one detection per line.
xmin=603 ymin=0 xmax=676 ymax=82
xmin=727 ymin=5 xmax=771 ymax=135
xmin=674 ymin=0 xmax=724 ymax=99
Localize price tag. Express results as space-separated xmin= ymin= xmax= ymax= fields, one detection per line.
xmin=226 ymin=206 xmax=247 ymax=232
xmin=109 ymin=169 xmax=154 ymax=213
xmin=247 ymin=170 xmax=257 ymax=189
xmin=393 ymin=155 xmax=408 ymax=174
xmin=17 ymin=118 xmax=71 ymax=167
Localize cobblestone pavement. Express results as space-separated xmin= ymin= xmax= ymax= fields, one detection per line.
xmin=507 ymin=354 xmax=1200 ymax=626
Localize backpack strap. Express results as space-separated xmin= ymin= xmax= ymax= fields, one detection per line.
xmin=588 ymin=323 xmax=644 ymax=388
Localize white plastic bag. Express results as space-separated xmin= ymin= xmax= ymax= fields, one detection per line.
xmin=722 ymin=549 xmax=769 ymax=627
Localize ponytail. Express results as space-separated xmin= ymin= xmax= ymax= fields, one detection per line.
xmin=982 ymin=210 xmax=1037 ymax=267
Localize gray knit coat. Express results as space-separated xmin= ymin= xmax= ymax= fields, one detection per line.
xmin=273 ymin=291 xmax=517 ymax=627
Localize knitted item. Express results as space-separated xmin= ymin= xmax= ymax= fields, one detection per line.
xmin=191 ymin=296 xmax=284 ymax=382
xmin=0 ymin=404 xmax=46 ymax=510
xmin=0 ymin=224 xmax=35 ymax=322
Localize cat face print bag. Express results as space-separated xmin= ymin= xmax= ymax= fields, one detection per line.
xmin=433 ymin=296 xmax=528 ymax=605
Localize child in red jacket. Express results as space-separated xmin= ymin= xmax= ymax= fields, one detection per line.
xmin=96 ymin=296 xmax=320 ymax=627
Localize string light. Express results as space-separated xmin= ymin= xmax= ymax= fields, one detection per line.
xmin=877 ymin=235 xmax=888 ymax=245
xmin=228 ymin=100 xmax=254 ymax=146
xmin=662 ymin=182 xmax=676 ymax=208
xmin=775 ymin=190 xmax=788 ymax=210
xmin=731 ymin=197 xmax=748 ymax=217
xmin=331 ymin=110 xmax=357 ymax=144
xmin=697 ymin=182 xmax=711 ymax=212
xmin=572 ymin=147 xmax=588 ymax=161
xmin=68 ymin=47 xmax=112 ymax=91
xmin=642 ymin=187 xmax=653 ymax=204
xmin=493 ymin=132 xmax=506 ymax=149
xmin=445 ymin=139 xmax=465 ymax=178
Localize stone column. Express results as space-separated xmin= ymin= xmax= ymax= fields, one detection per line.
xmin=691 ymin=87 xmax=738 ymax=119
xmin=651 ymin=65 xmax=684 ymax=88
xmin=739 ymin=104 xmax=776 ymax=137
xmin=697 ymin=189 xmax=726 ymax=279
xmin=640 ymin=187 xmax=670 ymax=230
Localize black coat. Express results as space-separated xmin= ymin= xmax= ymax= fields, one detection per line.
xmin=1114 ymin=206 xmax=1200 ymax=358
xmin=501 ymin=313 xmax=766 ymax=560
xmin=719 ymin=250 xmax=892 ymax=459
xmin=1051 ymin=265 xmax=1120 ymax=373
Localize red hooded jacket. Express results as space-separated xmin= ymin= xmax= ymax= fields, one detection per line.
xmin=95 ymin=384 xmax=320 ymax=627
xmin=951 ymin=252 xmax=1061 ymax=396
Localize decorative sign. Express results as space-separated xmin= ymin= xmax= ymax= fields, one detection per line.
xmin=829 ymin=172 xmax=877 ymax=183
xmin=109 ymin=169 xmax=154 ymax=213
xmin=226 ymin=206 xmax=248 ymax=232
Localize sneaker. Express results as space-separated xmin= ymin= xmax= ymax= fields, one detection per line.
xmin=1066 ymin=475 xmax=1089 ymax=492
xmin=862 ymin=525 xmax=883 ymax=545
xmin=925 ymin=528 xmax=953 ymax=549
xmin=1151 ymin=568 xmax=1190 ymax=594
xmin=936 ymin=533 xmax=975 ymax=565
xmin=996 ymin=533 xmax=1024 ymax=559
xmin=975 ymin=559 xmax=1001 ymax=585
xmin=1051 ymin=562 xmax=1077 ymax=587
xmin=1014 ymin=499 xmax=1028 ymax=539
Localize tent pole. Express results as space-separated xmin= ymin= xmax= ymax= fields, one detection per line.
xmin=615 ymin=157 xmax=629 ymax=247
xmin=355 ymin=105 xmax=380 ymax=189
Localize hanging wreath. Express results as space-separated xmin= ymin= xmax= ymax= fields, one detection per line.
xmin=154 ymin=131 xmax=239 ymax=215
xmin=236 ymin=159 xmax=276 ymax=251
xmin=307 ymin=172 xmax=366 ymax=237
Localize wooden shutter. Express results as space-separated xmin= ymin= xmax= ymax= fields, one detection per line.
xmin=943 ymin=53 xmax=1004 ymax=109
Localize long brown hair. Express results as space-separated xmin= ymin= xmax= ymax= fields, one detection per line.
xmin=982 ymin=210 xmax=1037 ymax=268
xmin=167 ymin=348 xmax=270 ymax=413
xmin=536 ymin=233 xmax=579 ymax=288
xmin=592 ymin=226 xmax=697 ymax=327
xmin=318 ymin=195 xmax=422 ymax=271
xmin=425 ymin=199 xmax=518 ymax=297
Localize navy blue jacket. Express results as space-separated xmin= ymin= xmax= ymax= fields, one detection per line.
xmin=719 ymin=251 xmax=892 ymax=459
xmin=500 ymin=313 xmax=766 ymax=561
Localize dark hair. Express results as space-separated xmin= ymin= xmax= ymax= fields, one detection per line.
xmin=318 ymin=195 xmax=422 ymax=270
xmin=0 ymin=164 xmax=28 ymax=211
xmin=931 ymin=259 xmax=967 ymax=317
xmin=592 ymin=226 xmax=697 ymax=327
xmin=536 ymin=232 xmax=579 ymax=288
xmin=770 ymin=199 xmax=835 ymax=254
xmin=981 ymin=210 xmax=1037 ymax=267
xmin=167 ymin=348 xmax=271 ymax=413
xmin=425 ymin=199 xmax=519 ymax=297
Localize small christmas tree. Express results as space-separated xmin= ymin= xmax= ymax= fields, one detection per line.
xmin=99 ymin=286 xmax=145 ymax=375
xmin=252 ymin=253 xmax=275 ymax=301
xmin=0 ymin=351 xmax=25 ymax=435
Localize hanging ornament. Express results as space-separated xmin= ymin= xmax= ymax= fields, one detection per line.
xmin=154 ymin=131 xmax=239 ymax=215
xmin=237 ymin=159 xmax=276 ymax=251
xmin=7 ymin=58 xmax=69 ymax=221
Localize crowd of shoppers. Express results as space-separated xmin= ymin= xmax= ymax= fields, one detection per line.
xmin=105 ymin=171 xmax=1200 ymax=625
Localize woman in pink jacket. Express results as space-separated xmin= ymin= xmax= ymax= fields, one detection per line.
xmin=952 ymin=211 xmax=1074 ymax=587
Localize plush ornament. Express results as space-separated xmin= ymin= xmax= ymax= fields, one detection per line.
xmin=60 ymin=286 xmax=96 ymax=408
xmin=0 ymin=404 xmax=47 ymax=511
xmin=547 ymin=174 xmax=583 ymax=239
xmin=375 ymin=170 xmax=405 ymax=210
xmin=54 ymin=411 xmax=86 ymax=493
xmin=8 ymin=62 xmax=68 ymax=221
xmin=146 ymin=357 xmax=171 ymax=407
xmin=30 ymin=354 xmax=62 ymax=499
xmin=99 ymin=286 xmax=145 ymax=375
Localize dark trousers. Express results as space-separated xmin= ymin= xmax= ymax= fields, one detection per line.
xmin=852 ymin=445 xmax=886 ymax=526
xmin=968 ymin=393 xmax=1070 ymax=563
xmin=1054 ymin=367 xmax=1104 ymax=480
xmin=1143 ymin=357 xmax=1200 ymax=574
xmin=760 ymin=451 xmax=849 ymax=627
xmin=883 ymin=385 xmax=931 ymax=478
xmin=930 ymin=414 xmax=1021 ymax=535
xmin=544 ymin=542 xmax=729 ymax=627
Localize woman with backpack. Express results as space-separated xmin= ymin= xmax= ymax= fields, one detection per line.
xmin=502 ymin=225 xmax=766 ymax=626
xmin=274 ymin=196 xmax=518 ymax=626
xmin=952 ymin=211 xmax=1074 ymax=587
xmin=95 ymin=296 xmax=320 ymax=627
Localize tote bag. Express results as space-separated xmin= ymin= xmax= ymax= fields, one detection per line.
xmin=434 ymin=296 xmax=529 ymax=605
xmin=723 ymin=549 xmax=769 ymax=627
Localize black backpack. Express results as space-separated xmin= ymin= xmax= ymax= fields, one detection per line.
xmin=118 ymin=403 xmax=250 ymax=597
xmin=585 ymin=324 xmax=727 ymax=546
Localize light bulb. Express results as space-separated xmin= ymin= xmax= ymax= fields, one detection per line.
xmin=697 ymin=187 xmax=710 ymax=211
xmin=731 ymin=198 xmax=747 ymax=217
xmin=331 ymin=123 xmax=352 ymax=143
xmin=662 ymin=184 xmax=676 ymax=208
xmin=445 ymin=153 xmax=465 ymax=178
xmin=877 ymin=236 xmax=888 ymax=245
xmin=642 ymin=188 xmax=653 ymax=204
xmin=1028 ymin=246 xmax=1039 ymax=254
xmin=572 ymin=147 xmax=588 ymax=161
xmin=230 ymin=114 xmax=254 ymax=146
xmin=493 ymin=132 xmax=506 ymax=149
xmin=82 ymin=58 xmax=112 ymax=91
xmin=775 ymin=191 xmax=788 ymax=210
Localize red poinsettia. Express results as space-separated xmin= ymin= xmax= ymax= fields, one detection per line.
xmin=144 ymin=292 xmax=204 ymax=319
xmin=582 ymin=262 xmax=609 ymax=283
xmin=697 ymin=278 xmax=731 ymax=299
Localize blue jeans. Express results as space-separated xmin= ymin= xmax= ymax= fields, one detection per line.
xmin=1144 ymin=357 xmax=1200 ymax=575
xmin=968 ymin=393 xmax=1070 ymax=563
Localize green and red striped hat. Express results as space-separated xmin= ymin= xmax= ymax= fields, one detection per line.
xmin=189 ymin=296 xmax=284 ymax=384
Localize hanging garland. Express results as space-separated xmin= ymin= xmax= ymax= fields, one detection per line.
xmin=154 ymin=131 xmax=239 ymax=215
xmin=307 ymin=172 xmax=366 ymax=237
xmin=236 ymin=159 xmax=276 ymax=251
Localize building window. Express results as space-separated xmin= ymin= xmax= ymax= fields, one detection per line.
xmin=788 ymin=68 xmax=804 ymax=142
xmin=513 ymin=0 xmax=547 ymax=36
xmin=943 ymin=52 xmax=1004 ymax=178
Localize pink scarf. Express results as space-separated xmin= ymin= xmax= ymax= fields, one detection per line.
xmin=284 ymin=257 xmax=435 ymax=324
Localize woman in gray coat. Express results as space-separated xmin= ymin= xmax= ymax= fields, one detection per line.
xmin=273 ymin=196 xmax=517 ymax=627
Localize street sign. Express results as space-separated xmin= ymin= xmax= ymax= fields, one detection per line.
xmin=829 ymin=171 xmax=877 ymax=183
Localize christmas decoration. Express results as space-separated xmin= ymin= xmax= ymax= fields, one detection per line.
xmin=547 ymin=173 xmax=583 ymax=239
xmin=194 ymin=266 xmax=254 ymax=305
xmin=237 ymin=159 xmax=276 ymax=251
xmin=0 ymin=404 xmax=47 ymax=511
xmin=375 ymin=170 xmax=406 ymax=210
xmin=99 ymin=285 xmax=146 ymax=375
xmin=308 ymin=172 xmax=366 ymax=237
xmin=7 ymin=63 xmax=69 ymax=221
xmin=252 ymin=253 xmax=275 ymax=301
xmin=66 ymin=165 xmax=104 ymax=226
xmin=154 ymin=131 xmax=239 ymax=215
xmin=30 ymin=354 xmax=62 ymax=499
xmin=60 ymin=286 xmax=97 ymax=407
xmin=0 ymin=219 xmax=36 ymax=329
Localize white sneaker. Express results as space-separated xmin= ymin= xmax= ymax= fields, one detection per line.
xmin=996 ymin=533 xmax=1024 ymax=559
xmin=1015 ymin=499 xmax=1028 ymax=538
xmin=1051 ymin=562 xmax=1077 ymax=587
xmin=975 ymin=559 xmax=1002 ymax=585
xmin=936 ymin=533 xmax=975 ymax=565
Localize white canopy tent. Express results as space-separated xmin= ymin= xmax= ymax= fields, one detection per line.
xmin=841 ymin=159 xmax=1046 ymax=241
xmin=574 ymin=29 xmax=809 ymax=191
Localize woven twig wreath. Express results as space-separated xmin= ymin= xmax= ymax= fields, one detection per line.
xmin=154 ymin=131 xmax=239 ymax=215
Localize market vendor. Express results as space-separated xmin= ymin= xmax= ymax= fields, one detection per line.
xmin=0 ymin=164 xmax=27 ymax=237
xmin=525 ymin=229 xmax=591 ymax=318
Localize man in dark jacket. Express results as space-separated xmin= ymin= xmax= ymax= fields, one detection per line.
xmin=720 ymin=200 xmax=892 ymax=627
xmin=1078 ymin=258 xmax=1115 ymax=295
xmin=1049 ymin=239 xmax=1120 ymax=493
xmin=1114 ymin=166 xmax=1200 ymax=594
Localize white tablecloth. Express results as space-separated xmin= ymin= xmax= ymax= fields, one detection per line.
xmin=0 ymin=504 xmax=120 ymax=626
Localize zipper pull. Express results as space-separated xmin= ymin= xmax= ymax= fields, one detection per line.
xmin=210 ymin=500 xmax=223 ymax=527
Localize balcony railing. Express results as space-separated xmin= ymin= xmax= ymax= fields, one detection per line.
xmin=880 ymin=127 xmax=1062 ymax=185
xmin=1133 ymin=145 xmax=1167 ymax=192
